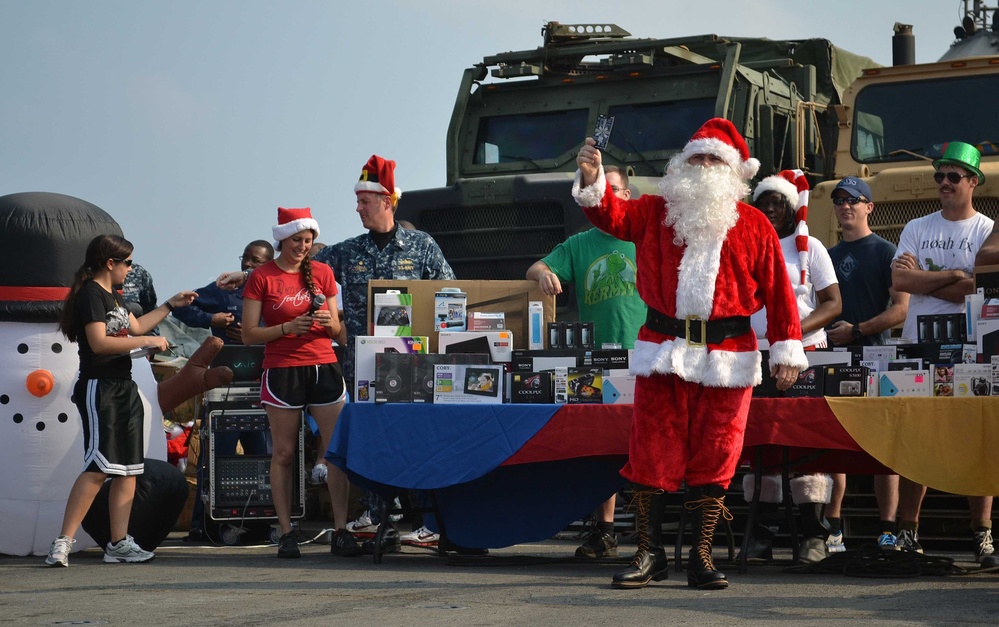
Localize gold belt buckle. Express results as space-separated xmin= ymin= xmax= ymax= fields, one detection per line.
xmin=685 ymin=316 xmax=707 ymax=347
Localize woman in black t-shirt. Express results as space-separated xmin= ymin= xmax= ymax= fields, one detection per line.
xmin=44 ymin=234 xmax=195 ymax=567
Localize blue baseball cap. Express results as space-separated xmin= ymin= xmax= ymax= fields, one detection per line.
xmin=832 ymin=176 xmax=873 ymax=202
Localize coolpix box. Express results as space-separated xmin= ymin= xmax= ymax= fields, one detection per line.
xmin=566 ymin=367 xmax=603 ymax=404
xmin=878 ymin=370 xmax=931 ymax=397
xmin=435 ymin=289 xmax=467 ymax=332
xmin=373 ymin=291 xmax=413 ymax=336
xmin=783 ymin=366 xmax=825 ymax=398
xmin=603 ymin=371 xmax=636 ymax=404
xmin=439 ymin=330 xmax=514 ymax=362
xmin=953 ymin=363 xmax=992 ymax=397
xmin=511 ymin=372 xmax=554 ymax=404
xmin=375 ymin=352 xmax=414 ymax=404
xmin=434 ymin=363 xmax=505 ymax=404
xmin=412 ymin=353 xmax=490 ymax=403
xmin=354 ymin=336 xmax=428 ymax=403
xmin=823 ymin=366 xmax=868 ymax=397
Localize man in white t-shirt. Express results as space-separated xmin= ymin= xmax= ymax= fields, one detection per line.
xmin=892 ymin=141 xmax=995 ymax=562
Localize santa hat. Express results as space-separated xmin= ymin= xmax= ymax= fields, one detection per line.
xmin=754 ymin=169 xmax=811 ymax=292
xmin=675 ymin=118 xmax=760 ymax=180
xmin=354 ymin=155 xmax=402 ymax=206
xmin=272 ymin=206 xmax=320 ymax=246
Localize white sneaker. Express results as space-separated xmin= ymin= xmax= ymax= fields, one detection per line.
xmin=309 ymin=463 xmax=328 ymax=485
xmin=975 ymin=529 xmax=994 ymax=563
xmin=346 ymin=510 xmax=378 ymax=536
xmin=401 ymin=525 xmax=440 ymax=547
xmin=104 ymin=534 xmax=155 ymax=563
xmin=45 ymin=535 xmax=74 ymax=567
xmin=826 ymin=530 xmax=847 ymax=553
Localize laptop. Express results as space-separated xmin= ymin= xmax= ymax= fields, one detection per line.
xmin=211 ymin=344 xmax=265 ymax=383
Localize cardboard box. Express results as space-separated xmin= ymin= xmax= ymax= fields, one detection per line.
xmin=953 ymin=363 xmax=992 ymax=397
xmin=373 ymin=291 xmax=413 ymax=336
xmin=434 ymin=363 xmax=505 ymax=404
xmin=410 ymin=353 xmax=490 ymax=403
xmin=823 ymin=366 xmax=868 ymax=397
xmin=439 ymin=330 xmax=514 ymax=362
xmin=878 ymin=370 xmax=931 ymax=397
xmin=511 ymin=372 xmax=554 ymax=404
xmin=354 ymin=336 xmax=428 ymax=403
xmin=932 ymin=364 xmax=954 ymax=397
xmin=468 ymin=311 xmax=506 ymax=331
xmin=549 ymin=366 xmax=569 ymax=403
xmin=974 ymin=264 xmax=999 ymax=300
xmin=976 ymin=318 xmax=999 ymax=359
xmin=369 ymin=280 xmax=555 ymax=353
xmin=435 ymin=289 xmax=467 ymax=332
xmin=603 ymin=371 xmax=636 ymax=404
xmin=511 ymin=349 xmax=588 ymax=373
xmin=783 ymin=366 xmax=825 ymax=398
xmin=806 ymin=350 xmax=852 ymax=368
xmin=566 ymin=367 xmax=603 ymax=404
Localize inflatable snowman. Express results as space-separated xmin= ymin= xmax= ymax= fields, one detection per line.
xmin=0 ymin=192 xmax=229 ymax=556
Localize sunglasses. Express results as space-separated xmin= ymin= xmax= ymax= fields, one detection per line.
xmin=933 ymin=171 xmax=973 ymax=185
xmin=831 ymin=196 xmax=869 ymax=206
xmin=111 ymin=258 xmax=134 ymax=267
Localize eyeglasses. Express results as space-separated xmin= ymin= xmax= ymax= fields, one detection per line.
xmin=610 ymin=186 xmax=624 ymax=193
xmin=239 ymin=255 xmax=268 ymax=264
xmin=832 ymin=197 xmax=869 ymax=206
xmin=933 ymin=171 xmax=973 ymax=185
xmin=111 ymin=258 xmax=133 ymax=267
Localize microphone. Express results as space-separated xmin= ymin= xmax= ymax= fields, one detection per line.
xmin=308 ymin=293 xmax=327 ymax=316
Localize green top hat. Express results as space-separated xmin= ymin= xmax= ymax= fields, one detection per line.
xmin=933 ymin=141 xmax=985 ymax=183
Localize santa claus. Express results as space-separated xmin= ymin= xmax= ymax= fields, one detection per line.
xmin=572 ymin=119 xmax=807 ymax=590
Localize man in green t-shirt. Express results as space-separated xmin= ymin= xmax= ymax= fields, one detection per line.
xmin=527 ymin=165 xmax=646 ymax=559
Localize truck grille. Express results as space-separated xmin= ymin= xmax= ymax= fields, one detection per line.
xmin=857 ymin=198 xmax=999 ymax=247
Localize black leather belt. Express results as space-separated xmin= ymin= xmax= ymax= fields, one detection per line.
xmin=645 ymin=307 xmax=751 ymax=346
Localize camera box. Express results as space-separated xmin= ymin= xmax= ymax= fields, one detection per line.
xmin=548 ymin=366 xmax=569 ymax=404
xmin=439 ymin=330 xmax=514 ymax=362
xmin=953 ymin=363 xmax=992 ymax=397
xmin=435 ymin=289 xmax=467 ymax=332
xmin=434 ymin=363 xmax=505 ymax=404
xmin=354 ymin=336 xmax=428 ymax=403
xmin=375 ymin=352 xmax=414 ymax=404
xmin=373 ymin=291 xmax=413 ymax=336
xmin=878 ymin=370 xmax=931 ymax=397
xmin=411 ymin=353 xmax=490 ymax=403
xmin=603 ymin=371 xmax=636 ymax=404
xmin=566 ymin=367 xmax=603 ymax=404
xmin=783 ymin=366 xmax=825 ymax=398
xmin=510 ymin=371 xmax=554 ymax=404
xmin=823 ymin=366 xmax=868 ymax=397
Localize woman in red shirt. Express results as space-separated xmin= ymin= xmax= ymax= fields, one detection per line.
xmin=242 ymin=207 xmax=360 ymax=559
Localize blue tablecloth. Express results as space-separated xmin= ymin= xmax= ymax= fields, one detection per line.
xmin=326 ymin=403 xmax=628 ymax=548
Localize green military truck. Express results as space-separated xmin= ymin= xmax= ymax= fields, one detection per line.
xmin=396 ymin=22 xmax=877 ymax=309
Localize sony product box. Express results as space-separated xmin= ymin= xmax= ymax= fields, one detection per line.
xmin=468 ymin=311 xmax=506 ymax=331
xmin=511 ymin=349 xmax=588 ymax=373
xmin=439 ymin=330 xmax=514 ymax=362
xmin=434 ymin=363 xmax=505 ymax=404
xmin=566 ymin=367 xmax=603 ymax=404
xmin=354 ymin=336 xmax=428 ymax=403
xmin=977 ymin=318 xmax=999 ymax=360
xmin=435 ymin=289 xmax=467 ymax=332
xmin=917 ymin=313 xmax=966 ymax=343
xmin=373 ymin=291 xmax=413 ymax=336
xmin=547 ymin=322 xmax=560 ymax=349
xmin=823 ymin=366 xmax=868 ymax=397
xmin=975 ymin=264 xmax=999 ymax=300
xmin=782 ymin=366 xmax=825 ymax=398
xmin=579 ymin=321 xmax=595 ymax=349
xmin=511 ymin=371 xmax=554 ymax=404
xmin=411 ymin=353 xmax=490 ymax=403
xmin=375 ymin=352 xmax=414 ymax=404
xmin=932 ymin=364 xmax=954 ymax=397
xmin=589 ymin=348 xmax=629 ymax=370
xmin=878 ymin=370 xmax=931 ymax=397
xmin=806 ymin=349 xmax=853 ymax=368
xmin=603 ymin=371 xmax=636 ymax=404
xmin=953 ymin=363 xmax=992 ymax=397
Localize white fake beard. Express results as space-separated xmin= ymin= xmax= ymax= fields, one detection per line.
xmin=658 ymin=158 xmax=747 ymax=247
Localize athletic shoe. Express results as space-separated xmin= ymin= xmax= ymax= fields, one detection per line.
xmin=389 ymin=497 xmax=404 ymax=523
xmin=877 ymin=532 xmax=897 ymax=549
xmin=974 ymin=529 xmax=994 ymax=564
xmin=103 ymin=535 xmax=155 ymax=563
xmin=346 ymin=510 xmax=378 ymax=536
xmin=361 ymin=527 xmax=401 ymax=554
xmin=896 ymin=528 xmax=923 ymax=554
xmin=45 ymin=535 xmax=74 ymax=567
xmin=401 ymin=525 xmax=441 ymax=548
xmin=309 ymin=463 xmax=328 ymax=485
xmin=574 ymin=528 xmax=618 ymax=559
xmin=825 ymin=530 xmax=847 ymax=553
xmin=331 ymin=529 xmax=362 ymax=557
xmin=277 ymin=532 xmax=300 ymax=558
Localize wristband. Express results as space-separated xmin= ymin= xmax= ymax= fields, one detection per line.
xmin=164 ymin=302 xmax=175 ymax=312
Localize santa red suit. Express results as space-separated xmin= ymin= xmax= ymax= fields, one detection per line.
xmin=572 ymin=122 xmax=808 ymax=492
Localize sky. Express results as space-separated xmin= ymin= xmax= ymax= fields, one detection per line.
xmin=0 ymin=0 xmax=973 ymax=298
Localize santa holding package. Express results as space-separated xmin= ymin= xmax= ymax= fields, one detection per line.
xmin=572 ymin=118 xmax=807 ymax=590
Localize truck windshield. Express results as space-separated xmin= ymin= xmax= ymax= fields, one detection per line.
xmin=852 ymin=75 xmax=999 ymax=163
xmin=607 ymin=99 xmax=715 ymax=153
xmin=474 ymin=109 xmax=589 ymax=164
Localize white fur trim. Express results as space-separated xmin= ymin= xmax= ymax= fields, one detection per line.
xmin=752 ymin=176 xmax=799 ymax=207
xmin=272 ymin=218 xmax=320 ymax=243
xmin=572 ymin=168 xmax=607 ymax=207
xmin=355 ymin=180 xmax=390 ymax=195
xmin=675 ymin=236 xmax=725 ymax=319
xmin=790 ymin=474 xmax=833 ymax=504
xmin=678 ymin=138 xmax=741 ymax=175
xmin=630 ymin=338 xmax=762 ymax=388
xmin=743 ymin=473 xmax=783 ymax=503
xmin=767 ymin=339 xmax=809 ymax=370
xmin=739 ymin=158 xmax=761 ymax=180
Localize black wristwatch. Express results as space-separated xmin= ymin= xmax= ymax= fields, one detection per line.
xmin=851 ymin=323 xmax=864 ymax=340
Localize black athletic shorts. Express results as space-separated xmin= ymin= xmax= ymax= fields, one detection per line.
xmin=74 ymin=378 xmax=145 ymax=476
xmin=261 ymin=362 xmax=346 ymax=409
